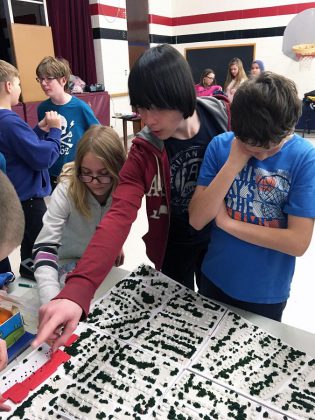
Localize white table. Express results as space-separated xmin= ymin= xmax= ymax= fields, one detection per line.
xmin=7 ymin=266 xmax=315 ymax=361
xmin=2 ymin=265 xmax=315 ymax=420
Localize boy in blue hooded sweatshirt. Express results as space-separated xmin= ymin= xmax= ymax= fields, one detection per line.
xmin=0 ymin=60 xmax=61 ymax=279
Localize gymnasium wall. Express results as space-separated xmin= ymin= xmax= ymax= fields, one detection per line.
xmin=88 ymin=0 xmax=315 ymax=135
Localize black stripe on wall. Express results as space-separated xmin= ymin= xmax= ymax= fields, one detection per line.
xmin=149 ymin=34 xmax=175 ymax=44
xmin=93 ymin=28 xmax=128 ymax=40
xmin=174 ymin=26 xmax=286 ymax=44
xmin=94 ymin=26 xmax=286 ymax=44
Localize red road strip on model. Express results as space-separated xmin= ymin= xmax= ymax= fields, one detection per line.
xmin=2 ymin=334 xmax=79 ymax=404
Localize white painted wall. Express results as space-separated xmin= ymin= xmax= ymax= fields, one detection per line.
xmin=171 ymin=0 xmax=315 ymax=15
xmin=148 ymin=0 xmax=173 ymax=17
xmin=90 ymin=0 xmax=131 ymax=137
xmin=175 ymin=37 xmax=315 ymax=98
xmin=169 ymin=1 xmax=315 ymax=97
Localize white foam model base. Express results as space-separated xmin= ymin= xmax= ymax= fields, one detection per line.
xmin=1 ymin=265 xmax=314 ymax=419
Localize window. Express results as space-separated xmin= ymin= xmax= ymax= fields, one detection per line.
xmin=0 ymin=0 xmax=48 ymax=61
xmin=11 ymin=0 xmax=46 ymax=25
xmin=3 ymin=0 xmax=48 ymax=25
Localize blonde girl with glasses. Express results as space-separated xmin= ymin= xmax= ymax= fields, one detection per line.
xmin=32 ymin=125 xmax=126 ymax=305
xmin=36 ymin=56 xmax=99 ymax=190
xmin=195 ymin=68 xmax=223 ymax=97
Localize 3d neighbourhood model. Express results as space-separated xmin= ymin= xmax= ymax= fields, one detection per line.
xmin=0 ymin=265 xmax=314 ymax=419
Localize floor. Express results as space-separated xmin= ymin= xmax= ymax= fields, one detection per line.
xmin=8 ymin=134 xmax=315 ymax=335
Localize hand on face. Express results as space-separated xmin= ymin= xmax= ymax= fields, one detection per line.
xmin=227 ymin=137 xmax=251 ymax=172
xmin=32 ymin=299 xmax=82 ymax=352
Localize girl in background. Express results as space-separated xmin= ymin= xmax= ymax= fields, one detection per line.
xmin=33 ymin=125 xmax=126 ymax=304
xmin=224 ymin=57 xmax=247 ymax=102
xmin=195 ymin=68 xmax=222 ymax=97
xmin=250 ymin=59 xmax=265 ymax=77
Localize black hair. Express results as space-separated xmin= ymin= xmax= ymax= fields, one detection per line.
xmin=128 ymin=44 xmax=196 ymax=119
xmin=231 ymin=71 xmax=301 ymax=147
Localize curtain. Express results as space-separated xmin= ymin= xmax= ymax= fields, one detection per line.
xmin=46 ymin=0 xmax=97 ymax=85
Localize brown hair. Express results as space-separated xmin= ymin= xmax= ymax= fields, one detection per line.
xmin=224 ymin=57 xmax=247 ymax=91
xmin=36 ymin=56 xmax=71 ymax=91
xmin=200 ymin=68 xmax=216 ymax=87
xmin=59 ymin=125 xmax=126 ymax=217
xmin=231 ymin=72 xmax=301 ymax=147
xmin=0 ymin=60 xmax=19 ymax=83
xmin=0 ymin=171 xmax=24 ymax=257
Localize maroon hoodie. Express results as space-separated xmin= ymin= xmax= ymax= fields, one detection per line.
xmin=57 ymin=130 xmax=171 ymax=316
xmin=57 ymin=97 xmax=229 ymax=316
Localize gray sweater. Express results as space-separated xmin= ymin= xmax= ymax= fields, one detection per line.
xmin=33 ymin=181 xmax=111 ymax=304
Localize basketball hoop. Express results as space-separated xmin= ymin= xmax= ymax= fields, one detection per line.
xmin=292 ymin=43 xmax=315 ymax=71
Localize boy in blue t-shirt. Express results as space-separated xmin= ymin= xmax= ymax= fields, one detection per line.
xmin=36 ymin=56 xmax=99 ymax=189
xmin=189 ymin=71 xmax=315 ymax=321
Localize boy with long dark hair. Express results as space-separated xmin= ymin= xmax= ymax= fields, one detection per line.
xmin=33 ymin=44 xmax=229 ymax=350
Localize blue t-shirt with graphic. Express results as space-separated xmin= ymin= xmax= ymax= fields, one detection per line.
xmin=198 ymin=131 xmax=315 ymax=303
xmin=38 ymin=96 xmax=99 ymax=176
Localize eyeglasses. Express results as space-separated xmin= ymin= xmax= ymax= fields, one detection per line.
xmin=78 ymin=174 xmax=112 ymax=184
xmin=36 ymin=76 xmax=56 ymax=84
xmin=206 ymin=76 xmax=214 ymax=80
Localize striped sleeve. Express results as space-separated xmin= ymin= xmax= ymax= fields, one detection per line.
xmin=33 ymin=182 xmax=71 ymax=304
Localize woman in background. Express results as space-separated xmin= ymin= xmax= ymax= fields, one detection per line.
xmin=224 ymin=58 xmax=247 ymax=102
xmin=250 ymin=59 xmax=265 ymax=77
xmin=195 ymin=68 xmax=222 ymax=97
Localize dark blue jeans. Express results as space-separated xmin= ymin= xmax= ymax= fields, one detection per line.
xmin=0 ymin=257 xmax=11 ymax=273
xmin=162 ymin=240 xmax=209 ymax=291
xmin=20 ymin=197 xmax=46 ymax=275
xmin=199 ymin=274 xmax=287 ymax=322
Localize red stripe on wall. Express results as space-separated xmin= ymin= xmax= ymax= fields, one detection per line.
xmin=149 ymin=14 xmax=172 ymax=25
xmin=89 ymin=3 xmax=126 ymax=19
xmin=173 ymin=3 xmax=315 ymax=25
xmin=90 ymin=2 xmax=315 ymax=26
